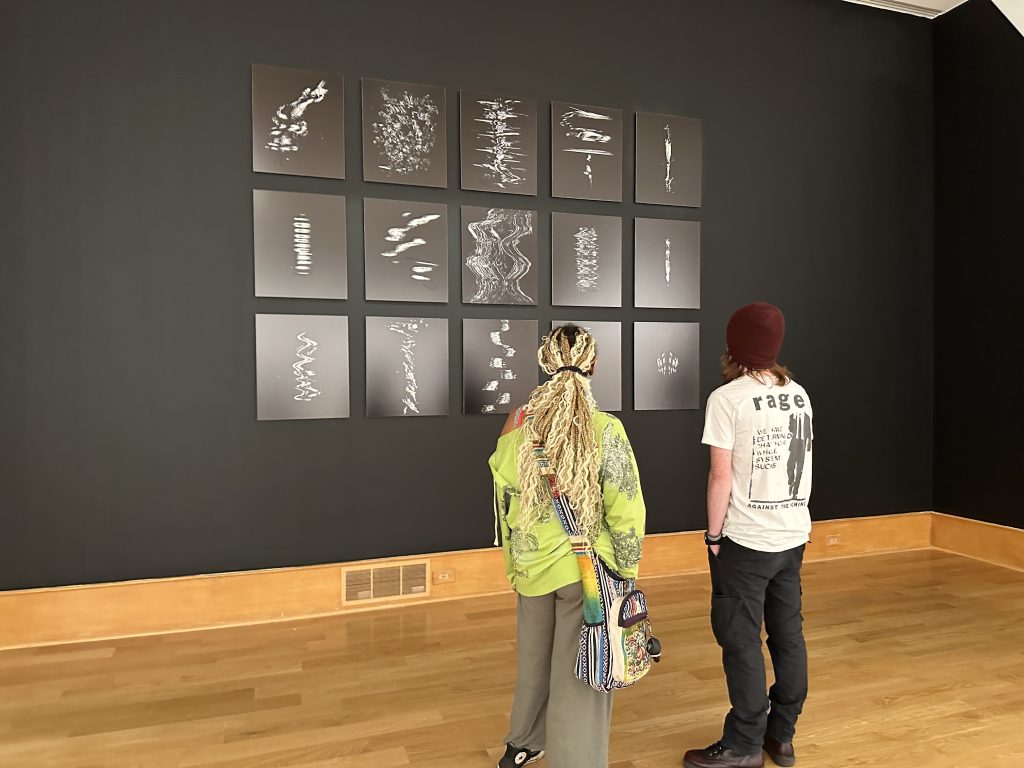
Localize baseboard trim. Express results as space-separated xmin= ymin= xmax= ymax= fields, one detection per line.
xmin=1 ymin=510 xmax=1014 ymax=650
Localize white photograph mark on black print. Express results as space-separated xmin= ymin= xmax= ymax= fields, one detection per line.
xmin=463 ymin=319 xmax=538 ymax=415
xmin=634 ymin=218 xmax=700 ymax=309
xmin=551 ymin=102 xmax=623 ymax=202
xmin=255 ymin=314 xmax=349 ymax=421
xmin=253 ymin=190 xmax=347 ymax=300
xmin=363 ymin=198 xmax=448 ymax=304
xmin=362 ymin=78 xmax=447 ymax=188
xmin=252 ymin=64 xmax=344 ymax=179
xmin=366 ymin=316 xmax=449 ymax=418
xmin=633 ymin=322 xmax=699 ymax=411
xmin=551 ymin=213 xmax=622 ymax=308
xmin=550 ymin=320 xmax=622 ymax=412
xmin=749 ymin=409 xmax=813 ymax=504
xmin=460 ymin=91 xmax=538 ymax=196
xmin=635 ymin=112 xmax=702 ymax=207
xmin=461 ymin=206 xmax=538 ymax=306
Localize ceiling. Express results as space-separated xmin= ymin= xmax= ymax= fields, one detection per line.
xmin=841 ymin=0 xmax=969 ymax=18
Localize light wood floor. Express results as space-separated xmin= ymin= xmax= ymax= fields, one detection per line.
xmin=1 ymin=549 xmax=1022 ymax=768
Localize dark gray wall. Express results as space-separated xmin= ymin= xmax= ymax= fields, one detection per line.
xmin=934 ymin=1 xmax=1023 ymax=528
xmin=0 ymin=0 xmax=935 ymax=590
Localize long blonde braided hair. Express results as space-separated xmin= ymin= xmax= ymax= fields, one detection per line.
xmin=516 ymin=325 xmax=602 ymax=539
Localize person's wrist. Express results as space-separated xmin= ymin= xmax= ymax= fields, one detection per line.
xmin=704 ymin=530 xmax=723 ymax=546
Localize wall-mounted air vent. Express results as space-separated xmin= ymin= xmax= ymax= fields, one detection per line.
xmin=342 ymin=561 xmax=430 ymax=605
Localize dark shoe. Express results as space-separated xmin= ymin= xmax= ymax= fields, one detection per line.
xmin=683 ymin=741 xmax=764 ymax=768
xmin=498 ymin=742 xmax=545 ymax=768
xmin=763 ymin=736 xmax=795 ymax=767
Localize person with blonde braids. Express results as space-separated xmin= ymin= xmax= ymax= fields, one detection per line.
xmin=489 ymin=324 xmax=647 ymax=768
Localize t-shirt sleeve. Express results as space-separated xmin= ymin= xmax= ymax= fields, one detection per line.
xmin=702 ymin=390 xmax=736 ymax=450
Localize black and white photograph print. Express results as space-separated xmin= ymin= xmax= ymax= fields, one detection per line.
xmin=252 ymin=64 xmax=344 ymax=179
xmin=635 ymin=112 xmax=702 ymax=207
xmin=461 ymin=206 xmax=538 ymax=306
xmin=551 ymin=213 xmax=622 ymax=307
xmin=364 ymin=198 xmax=448 ymax=303
xmin=362 ymin=78 xmax=447 ymax=188
xmin=551 ymin=320 xmax=622 ymax=412
xmin=634 ymin=322 xmax=699 ymax=411
xmin=460 ymin=91 xmax=538 ymax=196
xmin=255 ymin=314 xmax=350 ymax=421
xmin=551 ymin=101 xmax=623 ymax=202
xmin=634 ymin=218 xmax=700 ymax=309
xmin=366 ymin=317 xmax=449 ymax=418
xmin=253 ymin=190 xmax=347 ymax=300
xmin=463 ymin=319 xmax=538 ymax=415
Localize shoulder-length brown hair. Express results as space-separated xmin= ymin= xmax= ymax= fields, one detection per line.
xmin=720 ymin=352 xmax=792 ymax=386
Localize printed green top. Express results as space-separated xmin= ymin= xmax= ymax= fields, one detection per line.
xmin=489 ymin=411 xmax=647 ymax=597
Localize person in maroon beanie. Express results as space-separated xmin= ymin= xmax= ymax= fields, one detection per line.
xmin=683 ymin=302 xmax=813 ymax=768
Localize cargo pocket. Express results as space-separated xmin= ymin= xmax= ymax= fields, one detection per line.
xmin=710 ymin=595 xmax=742 ymax=649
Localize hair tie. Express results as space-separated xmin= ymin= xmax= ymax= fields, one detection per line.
xmin=556 ymin=365 xmax=588 ymax=376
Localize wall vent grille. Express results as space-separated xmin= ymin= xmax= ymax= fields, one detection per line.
xmin=342 ymin=561 xmax=430 ymax=604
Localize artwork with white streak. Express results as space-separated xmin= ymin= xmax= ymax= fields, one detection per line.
xmin=461 ymin=206 xmax=538 ymax=305
xmin=460 ymin=91 xmax=538 ymax=196
xmin=634 ymin=322 xmax=699 ymax=411
xmin=463 ymin=319 xmax=538 ymax=415
xmin=253 ymin=190 xmax=347 ymax=300
xmin=551 ymin=101 xmax=622 ymax=202
xmin=252 ymin=64 xmax=344 ymax=179
xmin=362 ymin=78 xmax=447 ymax=188
xmin=550 ymin=320 xmax=622 ymax=411
xmin=364 ymin=198 xmax=448 ymax=303
xmin=634 ymin=218 xmax=700 ymax=309
xmin=256 ymin=314 xmax=349 ymax=420
xmin=635 ymin=111 xmax=702 ymax=207
xmin=366 ymin=316 xmax=449 ymax=417
xmin=551 ymin=212 xmax=622 ymax=307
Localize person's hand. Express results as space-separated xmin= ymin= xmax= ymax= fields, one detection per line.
xmin=709 ymin=543 xmax=721 ymax=558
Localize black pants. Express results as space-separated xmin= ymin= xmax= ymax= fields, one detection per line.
xmin=708 ymin=537 xmax=808 ymax=755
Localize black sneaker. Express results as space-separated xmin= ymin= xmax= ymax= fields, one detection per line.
xmin=498 ymin=742 xmax=545 ymax=767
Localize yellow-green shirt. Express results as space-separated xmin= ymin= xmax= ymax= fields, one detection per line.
xmin=489 ymin=411 xmax=646 ymax=596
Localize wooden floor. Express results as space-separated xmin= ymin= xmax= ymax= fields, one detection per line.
xmin=1 ymin=549 xmax=1022 ymax=768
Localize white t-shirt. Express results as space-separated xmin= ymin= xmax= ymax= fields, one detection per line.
xmin=702 ymin=375 xmax=813 ymax=552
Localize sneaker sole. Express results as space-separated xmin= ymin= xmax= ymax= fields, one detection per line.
xmin=497 ymin=750 xmax=545 ymax=768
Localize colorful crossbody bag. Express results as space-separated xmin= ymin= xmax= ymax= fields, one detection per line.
xmin=522 ymin=411 xmax=661 ymax=692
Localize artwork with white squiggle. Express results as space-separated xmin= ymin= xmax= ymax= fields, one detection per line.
xmin=663 ymin=125 xmax=674 ymax=193
xmin=266 ymin=80 xmax=328 ymax=154
xmin=371 ymin=87 xmax=438 ymax=175
xmin=292 ymin=214 xmax=312 ymax=276
xmin=252 ymin=66 xmax=344 ymax=180
xmin=364 ymin=198 xmax=448 ymax=303
xmin=656 ymin=351 xmax=680 ymax=376
xmin=473 ymin=98 xmax=528 ymax=189
xmin=559 ymin=107 xmax=614 ymax=189
xmin=381 ymin=211 xmax=442 ymax=283
xmin=293 ymin=332 xmax=321 ymax=401
xmin=463 ymin=207 xmax=537 ymax=305
xmin=664 ymin=237 xmax=672 ymax=286
xmin=385 ymin=320 xmax=426 ymax=415
xmin=464 ymin=318 xmax=537 ymax=416
xmin=482 ymin=320 xmax=518 ymax=414
xmin=574 ymin=226 xmax=599 ymax=293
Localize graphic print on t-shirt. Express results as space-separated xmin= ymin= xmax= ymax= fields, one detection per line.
xmin=749 ymin=405 xmax=813 ymax=507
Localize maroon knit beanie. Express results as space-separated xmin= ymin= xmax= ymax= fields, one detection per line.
xmin=727 ymin=302 xmax=785 ymax=369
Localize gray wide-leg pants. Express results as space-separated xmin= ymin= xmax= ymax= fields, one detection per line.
xmin=506 ymin=581 xmax=614 ymax=768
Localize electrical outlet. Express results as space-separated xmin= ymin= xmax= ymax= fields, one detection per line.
xmin=433 ymin=569 xmax=456 ymax=585
xmin=826 ymin=534 xmax=842 ymax=546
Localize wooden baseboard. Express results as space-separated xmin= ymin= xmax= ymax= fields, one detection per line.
xmin=0 ymin=511 xmax=1005 ymax=650
xmin=931 ymin=512 xmax=1024 ymax=572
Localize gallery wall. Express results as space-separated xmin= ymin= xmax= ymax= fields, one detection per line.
xmin=0 ymin=0 xmax=935 ymax=590
xmin=934 ymin=0 xmax=1023 ymax=529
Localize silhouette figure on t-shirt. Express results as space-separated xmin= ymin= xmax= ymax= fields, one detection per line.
xmin=787 ymin=413 xmax=812 ymax=500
